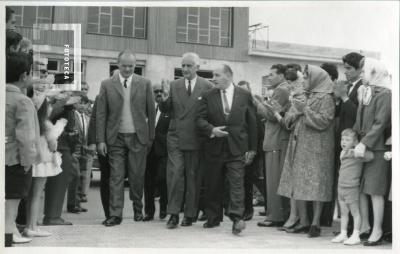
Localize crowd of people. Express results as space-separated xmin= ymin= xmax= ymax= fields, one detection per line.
xmin=5 ymin=6 xmax=392 ymax=248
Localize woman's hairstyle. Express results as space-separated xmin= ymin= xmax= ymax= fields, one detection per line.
xmin=6 ymin=52 xmax=33 ymax=83
xmin=320 ymin=63 xmax=338 ymax=81
xmin=341 ymin=128 xmax=358 ymax=141
xmin=271 ymin=64 xmax=287 ymax=75
xmin=342 ymin=52 xmax=364 ymax=70
xmin=285 ymin=63 xmax=302 ymax=81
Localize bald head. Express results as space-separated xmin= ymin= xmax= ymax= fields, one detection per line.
xmin=213 ymin=64 xmax=233 ymax=90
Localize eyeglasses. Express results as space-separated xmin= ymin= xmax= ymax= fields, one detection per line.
xmin=153 ymin=89 xmax=163 ymax=93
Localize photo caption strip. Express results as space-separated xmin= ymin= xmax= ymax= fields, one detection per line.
xmin=32 ymin=23 xmax=82 ymax=91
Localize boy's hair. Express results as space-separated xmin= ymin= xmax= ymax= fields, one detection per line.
xmin=6 ymin=52 xmax=32 ymax=83
xmin=341 ymin=128 xmax=358 ymax=141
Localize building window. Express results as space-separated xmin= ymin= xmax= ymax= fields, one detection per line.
xmin=10 ymin=6 xmax=53 ymax=27
xmin=87 ymin=7 xmax=147 ymax=38
xmin=109 ymin=64 xmax=143 ymax=77
xmin=47 ymin=58 xmax=86 ymax=82
xmin=174 ymin=68 xmax=213 ymax=81
xmin=176 ymin=7 xmax=232 ymax=47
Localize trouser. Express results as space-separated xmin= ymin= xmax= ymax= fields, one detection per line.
xmin=67 ymin=151 xmax=85 ymax=208
xmin=144 ymin=148 xmax=168 ymax=216
xmin=44 ymin=146 xmax=76 ymax=220
xmin=79 ymin=153 xmax=94 ymax=198
xmin=108 ymin=133 xmax=147 ymax=218
xmin=98 ymin=154 xmax=110 ymax=219
xmin=244 ymin=153 xmax=265 ymax=215
xmin=204 ymin=146 xmax=246 ymax=224
xmin=166 ymin=132 xmax=200 ymax=218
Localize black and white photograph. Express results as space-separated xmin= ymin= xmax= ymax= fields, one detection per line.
xmin=2 ymin=0 xmax=399 ymax=252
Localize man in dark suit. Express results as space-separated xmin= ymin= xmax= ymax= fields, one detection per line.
xmin=143 ymin=83 xmax=170 ymax=221
xmin=159 ymin=52 xmax=213 ymax=229
xmin=96 ymin=50 xmax=156 ymax=226
xmin=196 ymin=64 xmax=257 ymax=235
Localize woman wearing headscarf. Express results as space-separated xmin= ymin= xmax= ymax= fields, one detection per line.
xmin=353 ymin=57 xmax=391 ymax=246
xmin=277 ymin=65 xmax=335 ymax=238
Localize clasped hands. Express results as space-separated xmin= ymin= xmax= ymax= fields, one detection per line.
xmin=253 ymin=95 xmax=282 ymax=114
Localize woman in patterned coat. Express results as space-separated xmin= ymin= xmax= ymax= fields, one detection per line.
xmin=277 ymin=65 xmax=335 ymax=238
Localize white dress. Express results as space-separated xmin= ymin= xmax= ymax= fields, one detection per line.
xmin=32 ymin=118 xmax=67 ymax=177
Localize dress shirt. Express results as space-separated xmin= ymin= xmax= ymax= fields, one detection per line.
xmin=348 ymin=78 xmax=361 ymax=95
xmin=155 ymin=103 xmax=161 ymax=126
xmin=118 ymin=73 xmax=136 ymax=133
xmin=119 ymin=73 xmax=133 ymax=89
xmin=185 ymin=75 xmax=197 ymax=95
xmin=220 ymin=83 xmax=234 ymax=111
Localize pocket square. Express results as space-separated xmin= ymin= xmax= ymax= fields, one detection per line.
xmin=198 ymin=97 xmax=202 ymax=100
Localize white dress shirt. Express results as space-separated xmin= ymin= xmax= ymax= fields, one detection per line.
xmin=348 ymin=78 xmax=361 ymax=95
xmin=220 ymin=83 xmax=234 ymax=112
xmin=155 ymin=103 xmax=161 ymax=126
xmin=185 ymin=75 xmax=197 ymax=94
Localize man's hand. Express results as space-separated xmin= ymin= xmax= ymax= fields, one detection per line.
xmin=384 ymin=151 xmax=392 ymax=161
xmin=211 ymin=126 xmax=229 ymax=138
xmin=66 ymin=96 xmax=81 ymax=106
xmin=244 ymin=151 xmax=256 ymax=165
xmin=97 ymin=142 xmax=107 ymax=156
xmin=161 ymin=79 xmax=170 ymax=101
xmin=354 ymin=142 xmax=366 ymax=158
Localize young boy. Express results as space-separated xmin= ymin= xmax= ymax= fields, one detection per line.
xmin=331 ymin=129 xmax=374 ymax=245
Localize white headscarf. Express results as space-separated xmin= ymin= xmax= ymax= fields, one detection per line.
xmin=358 ymin=57 xmax=391 ymax=105
xmin=362 ymin=57 xmax=391 ymax=90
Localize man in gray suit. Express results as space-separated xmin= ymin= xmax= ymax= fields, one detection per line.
xmin=160 ymin=52 xmax=213 ymax=229
xmin=96 ymin=50 xmax=155 ymax=226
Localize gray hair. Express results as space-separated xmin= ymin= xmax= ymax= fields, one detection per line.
xmin=182 ymin=52 xmax=200 ymax=66
xmin=118 ymin=50 xmax=136 ymax=62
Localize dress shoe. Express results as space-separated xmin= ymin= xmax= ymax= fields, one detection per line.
xmin=203 ymin=221 xmax=220 ymax=228
xmin=80 ymin=196 xmax=88 ymax=203
xmin=277 ymin=219 xmax=299 ymax=231
xmin=286 ymin=224 xmax=310 ymax=234
xmin=143 ymin=214 xmax=154 ymax=222
xmin=232 ymin=219 xmax=246 ymax=235
xmin=181 ymin=217 xmax=193 ymax=226
xmin=363 ymin=235 xmax=384 ymax=246
xmin=42 ymin=218 xmax=72 ymax=226
xmin=101 ymin=218 xmax=109 ymax=225
xmin=78 ymin=206 xmax=88 ymax=212
xmin=23 ymin=228 xmax=52 ymax=237
xmin=104 ymin=216 xmax=122 ymax=227
xmin=258 ymin=211 xmax=266 ymax=216
xmin=243 ymin=212 xmax=254 ymax=221
xmin=257 ymin=220 xmax=284 ymax=227
xmin=159 ymin=211 xmax=167 ymax=220
xmin=67 ymin=206 xmax=81 ymax=213
xmin=359 ymin=230 xmax=371 ymax=240
xmin=12 ymin=234 xmax=32 ymax=244
xmin=166 ymin=214 xmax=179 ymax=229
xmin=307 ymin=225 xmax=321 ymax=238
xmin=198 ymin=213 xmax=207 ymax=221
xmin=383 ymin=232 xmax=392 ymax=243
xmin=134 ymin=211 xmax=144 ymax=221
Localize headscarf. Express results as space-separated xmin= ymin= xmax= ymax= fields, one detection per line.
xmin=358 ymin=57 xmax=391 ymax=105
xmin=362 ymin=57 xmax=391 ymax=90
xmin=304 ymin=65 xmax=333 ymax=93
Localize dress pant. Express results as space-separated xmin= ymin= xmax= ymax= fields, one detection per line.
xmin=79 ymin=153 xmax=94 ymax=198
xmin=67 ymin=150 xmax=85 ymax=208
xmin=166 ymin=133 xmax=200 ymax=218
xmin=44 ymin=144 xmax=76 ymax=220
xmin=108 ymin=133 xmax=147 ymax=218
xmin=144 ymin=147 xmax=168 ymax=216
xmin=204 ymin=141 xmax=246 ymax=223
xmin=98 ymin=154 xmax=110 ymax=219
xmin=244 ymin=153 xmax=265 ymax=215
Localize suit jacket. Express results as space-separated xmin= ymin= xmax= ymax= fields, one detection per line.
xmin=153 ymin=107 xmax=171 ymax=157
xmin=5 ymin=84 xmax=40 ymax=167
xmin=159 ymin=76 xmax=213 ymax=150
xmin=196 ymin=86 xmax=258 ymax=157
xmin=353 ymin=86 xmax=391 ymax=151
xmin=335 ymin=79 xmax=362 ymax=134
xmin=96 ymin=74 xmax=156 ymax=145
xmin=87 ymin=96 xmax=98 ymax=146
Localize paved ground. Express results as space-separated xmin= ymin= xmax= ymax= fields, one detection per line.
xmin=18 ymin=172 xmax=392 ymax=249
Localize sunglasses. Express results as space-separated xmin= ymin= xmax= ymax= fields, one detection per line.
xmin=153 ymin=89 xmax=163 ymax=93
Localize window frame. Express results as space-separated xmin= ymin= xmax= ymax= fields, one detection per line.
xmin=11 ymin=6 xmax=54 ymax=28
xmin=86 ymin=6 xmax=148 ymax=39
xmin=176 ymin=7 xmax=233 ymax=48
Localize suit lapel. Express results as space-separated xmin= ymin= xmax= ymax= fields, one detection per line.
xmin=227 ymin=87 xmax=241 ymax=122
xmin=181 ymin=77 xmax=205 ymax=118
xmin=130 ymin=74 xmax=140 ymax=100
xmin=112 ymin=75 xmax=124 ymax=98
xmin=349 ymin=79 xmax=362 ymax=101
xmin=177 ymin=79 xmax=190 ymax=108
xmin=211 ymin=89 xmax=227 ymax=122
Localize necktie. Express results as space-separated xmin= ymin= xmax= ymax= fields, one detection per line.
xmin=222 ymin=90 xmax=230 ymax=115
xmin=81 ymin=113 xmax=85 ymax=139
xmin=187 ymin=80 xmax=191 ymax=96
xmin=124 ymin=79 xmax=128 ymax=88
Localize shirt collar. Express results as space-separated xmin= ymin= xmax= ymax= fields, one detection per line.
xmin=6 ymin=84 xmax=22 ymax=93
xmin=185 ymin=75 xmax=197 ymax=85
xmin=119 ymin=73 xmax=133 ymax=87
xmin=351 ymin=78 xmax=362 ymax=86
xmin=222 ymin=83 xmax=234 ymax=93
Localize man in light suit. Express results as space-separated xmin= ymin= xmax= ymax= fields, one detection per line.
xmin=96 ymin=50 xmax=155 ymax=226
xmin=160 ymin=52 xmax=213 ymax=228
xmin=196 ymin=64 xmax=257 ymax=235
